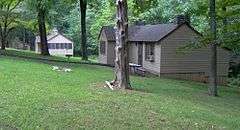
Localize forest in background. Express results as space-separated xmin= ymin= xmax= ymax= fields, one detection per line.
xmin=1 ymin=0 xmax=239 ymax=56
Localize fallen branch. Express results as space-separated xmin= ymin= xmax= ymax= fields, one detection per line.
xmin=105 ymin=81 xmax=114 ymax=90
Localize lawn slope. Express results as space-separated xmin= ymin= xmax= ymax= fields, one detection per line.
xmin=0 ymin=56 xmax=240 ymax=129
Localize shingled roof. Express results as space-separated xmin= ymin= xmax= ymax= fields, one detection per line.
xmin=35 ymin=33 xmax=58 ymax=43
xmin=100 ymin=23 xmax=200 ymax=42
xmin=35 ymin=32 xmax=73 ymax=44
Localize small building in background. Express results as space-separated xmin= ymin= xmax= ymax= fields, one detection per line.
xmin=35 ymin=29 xmax=74 ymax=56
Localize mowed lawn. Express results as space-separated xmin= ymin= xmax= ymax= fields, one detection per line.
xmin=0 ymin=56 xmax=240 ymax=129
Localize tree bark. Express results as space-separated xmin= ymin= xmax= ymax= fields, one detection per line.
xmin=37 ymin=7 xmax=50 ymax=56
xmin=1 ymin=37 xmax=6 ymax=50
xmin=111 ymin=0 xmax=131 ymax=89
xmin=0 ymin=21 xmax=8 ymax=50
xmin=0 ymin=26 xmax=6 ymax=50
xmin=209 ymin=0 xmax=218 ymax=96
xmin=80 ymin=0 xmax=88 ymax=61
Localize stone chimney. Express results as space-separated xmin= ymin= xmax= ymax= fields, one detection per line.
xmin=175 ymin=14 xmax=190 ymax=25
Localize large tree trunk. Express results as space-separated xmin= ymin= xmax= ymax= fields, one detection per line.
xmin=209 ymin=0 xmax=218 ymax=96
xmin=110 ymin=0 xmax=131 ymax=89
xmin=37 ymin=8 xmax=50 ymax=56
xmin=0 ymin=23 xmax=7 ymax=50
xmin=80 ymin=0 xmax=88 ymax=61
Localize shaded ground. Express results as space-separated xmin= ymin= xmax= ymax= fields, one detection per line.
xmin=0 ymin=56 xmax=240 ymax=129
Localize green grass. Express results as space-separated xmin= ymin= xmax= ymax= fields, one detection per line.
xmin=0 ymin=48 xmax=98 ymax=63
xmin=0 ymin=56 xmax=240 ymax=129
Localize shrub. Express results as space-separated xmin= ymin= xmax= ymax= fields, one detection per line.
xmin=229 ymin=63 xmax=240 ymax=78
xmin=228 ymin=75 xmax=240 ymax=88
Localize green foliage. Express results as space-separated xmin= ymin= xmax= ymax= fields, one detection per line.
xmin=2 ymin=0 xmax=240 ymax=55
xmin=0 ymin=0 xmax=23 ymax=34
xmin=218 ymin=1 xmax=240 ymax=54
xmin=25 ymin=0 xmax=53 ymax=12
xmin=0 ymin=49 xmax=97 ymax=63
xmin=228 ymin=75 xmax=240 ymax=88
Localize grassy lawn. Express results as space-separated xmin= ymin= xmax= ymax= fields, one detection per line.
xmin=0 ymin=55 xmax=240 ymax=129
xmin=0 ymin=48 xmax=98 ymax=63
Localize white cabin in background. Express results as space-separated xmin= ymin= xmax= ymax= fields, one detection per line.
xmin=35 ymin=29 xmax=74 ymax=56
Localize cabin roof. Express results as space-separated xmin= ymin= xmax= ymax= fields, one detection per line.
xmin=35 ymin=33 xmax=73 ymax=44
xmin=100 ymin=23 xmax=201 ymax=42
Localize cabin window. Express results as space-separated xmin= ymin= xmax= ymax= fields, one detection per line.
xmin=51 ymin=43 xmax=56 ymax=49
xmin=100 ymin=41 xmax=106 ymax=55
xmin=68 ymin=44 xmax=72 ymax=49
xmin=48 ymin=43 xmax=51 ymax=49
xmin=145 ymin=44 xmax=155 ymax=62
xmin=64 ymin=43 xmax=68 ymax=49
xmin=56 ymin=43 xmax=60 ymax=49
xmin=60 ymin=43 xmax=64 ymax=49
xmin=48 ymin=43 xmax=55 ymax=49
xmin=48 ymin=43 xmax=72 ymax=49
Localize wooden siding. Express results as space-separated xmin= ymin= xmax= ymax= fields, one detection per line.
xmin=99 ymin=31 xmax=139 ymax=66
xmin=98 ymin=31 xmax=108 ymax=64
xmin=161 ymin=73 xmax=228 ymax=85
xmin=107 ymin=42 xmax=116 ymax=66
xmin=129 ymin=43 xmax=138 ymax=64
xmin=160 ymin=24 xmax=230 ymax=83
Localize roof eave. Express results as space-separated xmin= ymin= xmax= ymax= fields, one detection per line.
xmin=157 ymin=22 xmax=202 ymax=42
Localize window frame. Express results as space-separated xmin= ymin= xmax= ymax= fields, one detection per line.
xmin=60 ymin=43 xmax=64 ymax=49
xmin=51 ymin=43 xmax=56 ymax=49
xmin=100 ymin=41 xmax=106 ymax=55
xmin=48 ymin=43 xmax=51 ymax=49
xmin=56 ymin=43 xmax=60 ymax=49
xmin=64 ymin=43 xmax=68 ymax=49
xmin=68 ymin=44 xmax=72 ymax=49
xmin=145 ymin=43 xmax=155 ymax=62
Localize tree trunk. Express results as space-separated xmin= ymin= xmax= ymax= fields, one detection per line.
xmin=37 ymin=8 xmax=50 ymax=56
xmin=1 ymin=37 xmax=6 ymax=50
xmin=80 ymin=0 xmax=88 ymax=61
xmin=111 ymin=0 xmax=131 ymax=89
xmin=209 ymin=0 xmax=218 ymax=96
xmin=0 ymin=23 xmax=7 ymax=50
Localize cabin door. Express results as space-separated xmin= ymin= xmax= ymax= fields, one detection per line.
xmin=138 ymin=42 xmax=143 ymax=65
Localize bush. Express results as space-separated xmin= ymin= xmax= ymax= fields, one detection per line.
xmin=228 ymin=75 xmax=240 ymax=88
xmin=229 ymin=63 xmax=240 ymax=78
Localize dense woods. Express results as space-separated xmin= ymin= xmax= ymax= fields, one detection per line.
xmin=1 ymin=0 xmax=239 ymax=55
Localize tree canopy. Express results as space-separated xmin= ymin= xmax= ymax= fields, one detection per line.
xmin=1 ymin=0 xmax=239 ymax=55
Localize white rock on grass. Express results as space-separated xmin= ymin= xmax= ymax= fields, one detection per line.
xmin=52 ymin=66 xmax=59 ymax=71
xmin=52 ymin=66 xmax=72 ymax=72
xmin=63 ymin=68 xmax=72 ymax=72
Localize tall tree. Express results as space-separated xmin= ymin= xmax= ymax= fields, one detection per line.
xmin=26 ymin=0 xmax=51 ymax=55
xmin=80 ymin=0 xmax=88 ymax=60
xmin=37 ymin=0 xmax=50 ymax=55
xmin=108 ymin=0 xmax=131 ymax=89
xmin=209 ymin=0 xmax=218 ymax=96
xmin=0 ymin=0 xmax=22 ymax=50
